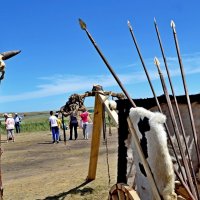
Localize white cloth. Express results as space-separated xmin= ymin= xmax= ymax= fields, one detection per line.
xmin=6 ymin=118 xmax=15 ymax=130
xmin=49 ymin=116 xmax=58 ymax=127
xmin=14 ymin=116 xmax=21 ymax=123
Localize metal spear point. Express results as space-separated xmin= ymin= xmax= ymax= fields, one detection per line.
xmin=128 ymin=19 xmax=186 ymax=182
xmin=154 ymin=57 xmax=198 ymax=199
xmin=154 ymin=19 xmax=200 ymax=199
xmin=79 ymin=19 xmax=87 ymax=30
xmin=171 ymin=20 xmax=200 ymax=164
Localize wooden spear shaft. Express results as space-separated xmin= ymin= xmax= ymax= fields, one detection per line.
xmin=154 ymin=57 xmax=197 ymax=199
xmin=174 ymin=168 xmax=196 ymax=200
xmin=127 ymin=20 xmax=186 ymax=182
xmin=79 ymin=18 xmax=162 ymax=200
xmin=154 ymin=19 xmax=200 ymax=199
xmin=171 ymin=20 xmax=200 ymax=162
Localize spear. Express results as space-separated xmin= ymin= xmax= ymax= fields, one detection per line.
xmin=154 ymin=18 xmax=200 ymax=198
xmin=79 ymin=19 xmax=136 ymax=108
xmin=127 ymin=20 xmax=186 ymax=182
xmin=171 ymin=20 xmax=200 ymax=163
xmin=154 ymin=57 xmax=197 ymax=199
xmin=79 ymin=18 xmax=162 ymax=200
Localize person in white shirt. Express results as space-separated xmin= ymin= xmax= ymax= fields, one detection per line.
xmin=14 ymin=113 xmax=21 ymax=133
xmin=49 ymin=111 xmax=59 ymax=143
xmin=5 ymin=113 xmax=15 ymax=142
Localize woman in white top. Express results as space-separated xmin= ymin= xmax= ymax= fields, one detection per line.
xmin=5 ymin=113 xmax=15 ymax=142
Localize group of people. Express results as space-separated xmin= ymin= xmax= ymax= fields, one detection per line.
xmin=69 ymin=107 xmax=89 ymax=140
xmin=3 ymin=113 xmax=22 ymax=143
xmin=49 ymin=108 xmax=90 ymax=144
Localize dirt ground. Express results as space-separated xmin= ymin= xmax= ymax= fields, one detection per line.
xmin=1 ymin=128 xmax=119 ymax=200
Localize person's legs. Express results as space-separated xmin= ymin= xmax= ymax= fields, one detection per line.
xmin=18 ymin=124 xmax=20 ymax=133
xmin=55 ymin=127 xmax=59 ymax=143
xmin=85 ymin=123 xmax=88 ymax=139
xmin=83 ymin=123 xmax=86 ymax=139
xmin=59 ymin=129 xmax=62 ymax=141
xmin=15 ymin=123 xmax=20 ymax=133
xmin=69 ymin=123 xmax=73 ymax=140
xmin=10 ymin=129 xmax=15 ymax=142
xmin=15 ymin=124 xmax=18 ymax=133
xmin=74 ymin=123 xmax=78 ymax=139
xmin=51 ymin=127 xmax=56 ymax=143
xmin=7 ymin=130 xmax=10 ymax=142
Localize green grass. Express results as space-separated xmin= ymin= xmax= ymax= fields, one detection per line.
xmin=0 ymin=108 xmax=116 ymax=134
xmin=0 ymin=111 xmax=69 ymax=134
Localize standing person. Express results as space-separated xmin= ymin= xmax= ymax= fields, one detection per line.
xmin=69 ymin=111 xmax=78 ymax=140
xmin=5 ymin=114 xmax=15 ymax=142
xmin=80 ymin=108 xmax=89 ymax=139
xmin=55 ymin=113 xmax=62 ymax=141
xmin=14 ymin=113 xmax=21 ymax=133
xmin=49 ymin=111 xmax=59 ymax=143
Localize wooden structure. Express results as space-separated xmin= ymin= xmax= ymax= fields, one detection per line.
xmin=87 ymin=92 xmax=118 ymax=181
xmin=108 ymin=183 xmax=140 ymax=200
xmin=86 ymin=92 xmax=196 ymax=199
xmin=87 ymin=92 xmax=162 ymax=199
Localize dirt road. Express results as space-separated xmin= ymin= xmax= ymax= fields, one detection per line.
xmin=1 ymin=128 xmax=118 ymax=200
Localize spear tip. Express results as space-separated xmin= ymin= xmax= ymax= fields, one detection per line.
xmin=170 ymin=20 xmax=176 ymax=29
xmin=154 ymin=17 xmax=157 ymax=24
xmin=127 ymin=20 xmax=132 ymax=30
xmin=154 ymin=57 xmax=160 ymax=66
xmin=79 ymin=18 xmax=87 ymax=30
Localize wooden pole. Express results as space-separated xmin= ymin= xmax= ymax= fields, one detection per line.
xmin=87 ymin=94 xmax=103 ymax=180
xmin=155 ymin=57 xmax=197 ymax=199
xmin=171 ymin=20 xmax=200 ymax=163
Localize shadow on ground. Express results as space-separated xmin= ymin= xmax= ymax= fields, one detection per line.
xmin=37 ymin=180 xmax=93 ymax=200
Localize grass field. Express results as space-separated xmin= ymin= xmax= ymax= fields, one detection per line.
xmin=0 ymin=111 xmax=69 ymax=134
xmin=0 ymin=109 xmax=114 ymax=135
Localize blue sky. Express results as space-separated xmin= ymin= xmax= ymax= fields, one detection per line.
xmin=1 ymin=0 xmax=200 ymax=112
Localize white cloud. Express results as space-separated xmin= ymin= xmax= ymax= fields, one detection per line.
xmin=0 ymin=52 xmax=200 ymax=103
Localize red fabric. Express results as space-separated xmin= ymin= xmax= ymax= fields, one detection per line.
xmin=80 ymin=112 xmax=89 ymax=123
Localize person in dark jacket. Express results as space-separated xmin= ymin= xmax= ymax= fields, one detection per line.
xmin=69 ymin=111 xmax=78 ymax=140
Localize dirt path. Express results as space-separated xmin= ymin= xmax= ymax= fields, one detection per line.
xmin=1 ymin=128 xmax=118 ymax=200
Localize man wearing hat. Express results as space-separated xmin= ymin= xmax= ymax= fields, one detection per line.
xmin=14 ymin=113 xmax=21 ymax=133
xmin=5 ymin=113 xmax=15 ymax=142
